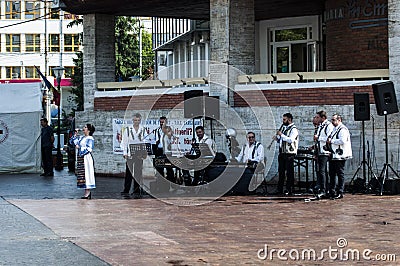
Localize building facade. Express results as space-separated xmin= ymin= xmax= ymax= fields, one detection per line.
xmin=60 ymin=0 xmax=400 ymax=185
xmin=0 ymin=0 xmax=82 ymax=79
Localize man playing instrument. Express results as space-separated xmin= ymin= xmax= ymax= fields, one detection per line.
xmin=275 ymin=113 xmax=299 ymax=195
xmin=313 ymin=110 xmax=334 ymax=198
xmin=326 ymin=114 xmax=352 ymax=199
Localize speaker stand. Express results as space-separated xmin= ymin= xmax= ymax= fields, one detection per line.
xmin=378 ymin=113 xmax=400 ymax=195
xmin=350 ymin=120 xmax=378 ymax=193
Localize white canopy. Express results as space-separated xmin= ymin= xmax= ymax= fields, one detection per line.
xmin=0 ymin=83 xmax=42 ymax=173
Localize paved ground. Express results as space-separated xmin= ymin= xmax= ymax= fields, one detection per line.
xmin=1 ymin=170 xmax=400 ymax=265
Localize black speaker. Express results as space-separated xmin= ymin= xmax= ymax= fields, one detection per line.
xmin=205 ymin=96 xmax=220 ymax=120
xmin=372 ymin=81 xmax=399 ymax=116
xmin=354 ymin=93 xmax=370 ymax=121
xmin=184 ymin=90 xmax=203 ymax=118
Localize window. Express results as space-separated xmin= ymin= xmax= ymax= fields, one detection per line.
xmin=5 ymin=1 xmax=21 ymax=19
xmin=25 ymin=66 xmax=38 ymax=78
xmin=25 ymin=1 xmax=40 ymax=19
xmin=6 ymin=34 xmax=21 ymax=52
xmin=64 ymin=34 xmax=80 ymax=52
xmin=269 ymin=26 xmax=316 ymax=73
xmin=64 ymin=66 xmax=75 ymax=78
xmin=25 ymin=34 xmax=40 ymax=52
xmin=64 ymin=12 xmax=80 ymax=20
xmin=50 ymin=10 xmax=59 ymax=19
xmin=49 ymin=34 xmax=60 ymax=52
xmin=6 ymin=67 xmax=21 ymax=79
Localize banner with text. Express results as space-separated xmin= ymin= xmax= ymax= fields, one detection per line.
xmin=112 ymin=118 xmax=202 ymax=155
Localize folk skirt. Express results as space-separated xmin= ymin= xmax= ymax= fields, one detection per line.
xmin=76 ymin=154 xmax=96 ymax=189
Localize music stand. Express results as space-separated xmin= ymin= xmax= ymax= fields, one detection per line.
xmin=129 ymin=143 xmax=151 ymax=197
xmin=378 ymin=112 xmax=400 ymax=195
xmin=129 ymin=143 xmax=152 ymax=157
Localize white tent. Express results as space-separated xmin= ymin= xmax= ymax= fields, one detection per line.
xmin=0 ymin=82 xmax=42 ymax=173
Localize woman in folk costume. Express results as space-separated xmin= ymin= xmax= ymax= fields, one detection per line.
xmin=70 ymin=123 xmax=96 ymax=199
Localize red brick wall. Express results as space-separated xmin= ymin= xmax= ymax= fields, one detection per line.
xmin=94 ymin=94 xmax=184 ymax=111
xmin=95 ymin=85 xmax=375 ymax=110
xmin=234 ymin=85 xmax=374 ymax=107
xmin=325 ymin=0 xmax=388 ymax=70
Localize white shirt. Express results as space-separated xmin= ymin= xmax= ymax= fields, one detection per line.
xmin=120 ymin=125 xmax=145 ymax=156
xmin=195 ymin=133 xmax=216 ymax=156
xmin=317 ymin=120 xmax=335 ymax=155
xmin=236 ymin=141 xmax=264 ymax=163
xmin=277 ymin=123 xmax=299 ymax=154
xmin=155 ymin=127 xmax=164 ymax=149
xmin=330 ymin=123 xmax=352 ymax=160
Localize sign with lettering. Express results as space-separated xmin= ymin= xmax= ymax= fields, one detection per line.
xmin=112 ymin=118 xmax=202 ymax=154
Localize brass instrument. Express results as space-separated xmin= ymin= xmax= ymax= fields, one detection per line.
xmin=267 ymin=124 xmax=284 ymax=150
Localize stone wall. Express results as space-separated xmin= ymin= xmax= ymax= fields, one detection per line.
xmin=75 ymin=88 xmax=400 ymax=186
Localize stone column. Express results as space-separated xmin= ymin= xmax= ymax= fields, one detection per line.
xmin=389 ymin=0 xmax=400 ymax=101
xmin=209 ymin=0 xmax=255 ymax=104
xmin=83 ymin=14 xmax=115 ymax=110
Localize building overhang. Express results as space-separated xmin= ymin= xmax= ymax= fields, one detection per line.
xmin=61 ymin=0 xmax=325 ymax=21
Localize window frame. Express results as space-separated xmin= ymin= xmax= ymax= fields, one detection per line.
xmin=25 ymin=1 xmax=41 ymax=19
xmin=5 ymin=1 xmax=21 ymax=19
xmin=6 ymin=34 xmax=21 ymax=52
xmin=64 ymin=34 xmax=80 ymax=52
xmin=6 ymin=66 xmax=22 ymax=79
xmin=25 ymin=34 xmax=40 ymax=52
xmin=24 ymin=66 xmax=39 ymax=78
xmin=49 ymin=34 xmax=60 ymax=52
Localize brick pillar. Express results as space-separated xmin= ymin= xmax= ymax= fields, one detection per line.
xmin=389 ymin=0 xmax=400 ymax=102
xmin=209 ymin=0 xmax=255 ymax=104
xmin=83 ymin=14 xmax=115 ymax=110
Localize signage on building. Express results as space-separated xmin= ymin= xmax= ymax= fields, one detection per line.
xmin=112 ymin=118 xmax=202 ymax=154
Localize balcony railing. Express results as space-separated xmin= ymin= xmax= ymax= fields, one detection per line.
xmin=237 ymin=69 xmax=389 ymax=84
xmin=96 ymin=69 xmax=389 ymax=91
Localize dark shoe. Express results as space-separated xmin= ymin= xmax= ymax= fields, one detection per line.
xmin=40 ymin=173 xmax=46 ymax=176
xmin=120 ymin=191 xmax=129 ymax=195
xmin=284 ymin=190 xmax=293 ymax=196
xmin=333 ymin=193 xmax=343 ymax=200
xmin=81 ymin=192 xmax=91 ymax=199
xmin=318 ymin=193 xmax=330 ymax=199
xmin=270 ymin=190 xmax=283 ymax=195
xmin=45 ymin=172 xmax=54 ymax=177
xmin=132 ymin=193 xmax=142 ymax=199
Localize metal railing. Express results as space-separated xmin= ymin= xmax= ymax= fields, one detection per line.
xmin=237 ymin=69 xmax=389 ymax=84
xmin=96 ymin=69 xmax=389 ymax=91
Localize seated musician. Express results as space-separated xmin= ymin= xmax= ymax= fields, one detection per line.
xmin=159 ymin=125 xmax=175 ymax=183
xmin=182 ymin=125 xmax=216 ymax=185
xmin=233 ymin=132 xmax=265 ymax=194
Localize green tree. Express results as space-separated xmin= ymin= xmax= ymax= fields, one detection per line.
xmin=68 ymin=16 xmax=154 ymax=112
xmin=69 ymin=51 xmax=84 ymax=112
xmin=115 ymin=17 xmax=154 ymax=80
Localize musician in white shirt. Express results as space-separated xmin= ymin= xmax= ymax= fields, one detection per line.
xmin=183 ymin=126 xmax=216 ymax=185
xmin=326 ymin=114 xmax=352 ymax=199
xmin=232 ymin=132 xmax=265 ymax=195
xmin=275 ymin=113 xmax=299 ymax=195
xmin=313 ymin=110 xmax=334 ymax=197
xmin=236 ymin=132 xmax=264 ymax=165
xmin=120 ymin=113 xmax=146 ymax=197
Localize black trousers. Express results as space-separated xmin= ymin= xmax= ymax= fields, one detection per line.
xmin=41 ymin=146 xmax=53 ymax=174
xmin=231 ymin=167 xmax=255 ymax=195
xmin=329 ymin=159 xmax=346 ymax=194
xmin=123 ymin=156 xmax=143 ymax=193
xmin=154 ymin=148 xmax=175 ymax=183
xmin=315 ymin=155 xmax=330 ymax=193
xmin=277 ymin=153 xmax=295 ymax=193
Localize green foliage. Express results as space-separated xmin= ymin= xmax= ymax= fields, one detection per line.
xmin=69 ymin=16 xmax=155 ymax=112
xmin=70 ymin=51 xmax=84 ymax=113
xmin=115 ymin=17 xmax=154 ymax=80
